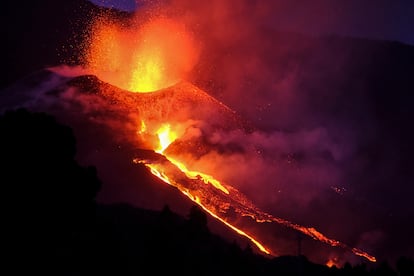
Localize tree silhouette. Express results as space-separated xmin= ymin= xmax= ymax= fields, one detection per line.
xmin=186 ymin=204 xmax=209 ymax=243
xmin=396 ymin=256 xmax=414 ymax=276
xmin=1 ymin=108 xmax=102 ymax=274
xmin=188 ymin=205 xmax=208 ymax=228
xmin=372 ymin=261 xmax=397 ymax=276
xmin=0 ymin=108 xmax=101 ymax=218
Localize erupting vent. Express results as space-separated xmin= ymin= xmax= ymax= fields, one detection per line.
xmin=85 ymin=16 xmax=198 ymax=92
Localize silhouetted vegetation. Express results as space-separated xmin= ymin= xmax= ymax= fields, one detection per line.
xmin=1 ymin=108 xmax=102 ymax=274
xmin=1 ymin=108 xmax=413 ymax=275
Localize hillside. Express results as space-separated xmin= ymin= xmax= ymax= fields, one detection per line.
xmin=1 ymin=108 xmax=413 ymax=275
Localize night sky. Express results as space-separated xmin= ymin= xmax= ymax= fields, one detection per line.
xmin=91 ymin=0 xmax=414 ymax=45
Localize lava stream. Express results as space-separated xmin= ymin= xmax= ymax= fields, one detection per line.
xmin=155 ymin=123 xmax=229 ymax=194
xmin=135 ymin=123 xmax=376 ymax=262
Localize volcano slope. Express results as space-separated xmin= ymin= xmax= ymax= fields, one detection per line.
xmin=0 ymin=67 xmax=378 ymax=264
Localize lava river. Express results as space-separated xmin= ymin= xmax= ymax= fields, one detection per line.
xmin=134 ymin=116 xmax=376 ymax=262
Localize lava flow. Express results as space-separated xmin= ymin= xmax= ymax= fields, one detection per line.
xmin=136 ymin=122 xmax=270 ymax=254
xmin=135 ymin=123 xmax=376 ymax=262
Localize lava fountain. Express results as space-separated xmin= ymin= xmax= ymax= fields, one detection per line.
xmin=85 ymin=15 xmax=199 ymax=92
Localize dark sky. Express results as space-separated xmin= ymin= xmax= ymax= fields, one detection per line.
xmin=90 ymin=0 xmax=414 ymax=45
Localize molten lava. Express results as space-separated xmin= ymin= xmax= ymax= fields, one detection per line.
xmin=155 ymin=124 xmax=229 ymax=196
xmin=136 ymin=120 xmax=376 ymax=262
xmin=85 ymin=16 xmax=198 ymax=92
xmin=137 ymin=123 xmax=270 ymax=254
xmin=155 ymin=124 xmax=178 ymax=153
xmin=326 ymin=257 xmax=340 ymax=268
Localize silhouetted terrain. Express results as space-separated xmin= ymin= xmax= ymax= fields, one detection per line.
xmin=1 ymin=108 xmax=413 ymax=275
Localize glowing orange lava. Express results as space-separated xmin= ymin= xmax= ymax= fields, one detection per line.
xmin=155 ymin=124 xmax=178 ymax=153
xmin=155 ymin=124 xmax=229 ymax=194
xmin=136 ymin=123 xmax=270 ymax=254
xmin=326 ymin=257 xmax=340 ymax=268
xmin=85 ymin=16 xmax=199 ymax=92
xmin=136 ymin=122 xmax=377 ymax=262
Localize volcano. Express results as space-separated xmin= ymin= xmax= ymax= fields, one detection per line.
xmin=0 ymin=66 xmax=378 ymax=264
xmin=2 ymin=0 xmax=414 ymax=272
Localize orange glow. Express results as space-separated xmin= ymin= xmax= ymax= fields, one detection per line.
xmin=85 ymin=16 xmax=199 ymax=92
xmin=191 ymin=194 xmax=270 ymax=254
xmin=138 ymin=120 xmax=147 ymax=134
xmin=167 ymin=156 xmax=229 ymax=194
xmin=155 ymin=124 xmax=178 ymax=153
xmin=352 ymin=248 xmax=377 ymax=263
xmin=135 ymin=122 xmax=268 ymax=252
xmin=326 ymin=257 xmax=340 ymax=268
xmin=154 ymin=124 xmax=229 ymax=194
xmin=147 ymin=164 xmax=172 ymax=185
